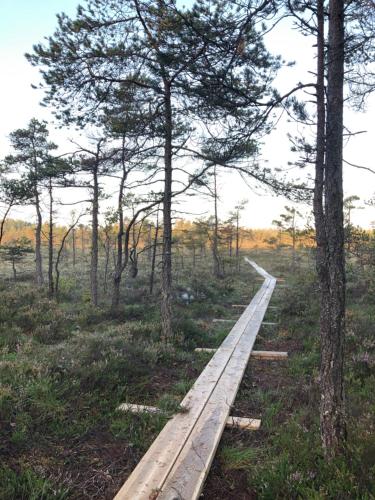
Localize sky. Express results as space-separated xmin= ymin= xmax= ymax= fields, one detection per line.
xmin=0 ymin=0 xmax=374 ymax=228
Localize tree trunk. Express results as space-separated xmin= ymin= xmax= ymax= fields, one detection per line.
xmin=111 ymin=155 xmax=127 ymax=311
xmin=150 ymin=211 xmax=160 ymax=295
xmin=0 ymin=199 xmax=13 ymax=246
xmin=103 ymin=233 xmax=110 ymax=294
xmin=147 ymin=224 xmax=152 ymax=263
xmin=48 ymin=179 xmax=54 ymax=297
xmin=91 ymin=165 xmax=99 ymax=306
xmin=35 ymin=187 xmax=44 ymax=285
xmin=161 ymin=81 xmax=173 ymax=340
xmin=212 ymin=166 xmax=222 ymax=279
xmin=72 ymin=228 xmax=76 ymax=267
xmin=292 ymin=212 xmax=296 ymax=269
xmin=12 ymin=259 xmax=17 ymax=281
xmin=320 ymin=0 xmax=347 ymax=457
xmin=235 ymin=210 xmax=240 ymax=271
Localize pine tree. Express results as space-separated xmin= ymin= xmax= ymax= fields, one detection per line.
xmin=4 ymin=119 xmax=58 ymax=285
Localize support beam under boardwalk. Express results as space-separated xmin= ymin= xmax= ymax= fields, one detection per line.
xmin=250 ymin=350 xmax=288 ymax=360
xmin=195 ymin=348 xmax=288 ymax=360
xmin=114 ymin=259 xmax=276 ymax=500
xmin=117 ymin=404 xmax=261 ymax=431
xmin=226 ymin=416 xmax=261 ymax=430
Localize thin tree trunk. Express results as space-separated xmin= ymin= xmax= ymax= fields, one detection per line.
xmin=48 ymin=178 xmax=54 ymax=297
xmin=320 ymin=0 xmax=346 ymax=457
xmin=212 ymin=166 xmax=222 ymax=279
xmin=150 ymin=211 xmax=160 ymax=295
xmin=111 ymin=146 xmax=127 ymax=311
xmin=12 ymin=259 xmax=17 ymax=281
xmin=292 ymin=212 xmax=296 ymax=269
xmin=147 ymin=224 xmax=152 ymax=263
xmin=35 ymin=188 xmax=44 ymax=285
xmin=235 ymin=210 xmax=240 ymax=271
xmin=72 ymin=228 xmax=76 ymax=267
xmin=91 ymin=165 xmax=99 ymax=306
xmin=0 ymin=199 xmax=13 ymax=246
xmin=161 ymin=81 xmax=173 ymax=340
xmin=55 ymin=217 xmax=81 ymax=300
xmin=103 ymin=233 xmax=110 ymax=294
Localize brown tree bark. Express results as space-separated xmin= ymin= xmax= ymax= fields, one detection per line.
xmin=150 ymin=210 xmax=160 ymax=295
xmin=48 ymin=178 xmax=54 ymax=297
xmin=235 ymin=208 xmax=240 ymax=271
xmin=161 ymin=80 xmax=173 ymax=340
xmin=72 ymin=228 xmax=76 ymax=267
xmin=319 ymin=0 xmax=347 ymax=457
xmin=0 ymin=199 xmax=13 ymax=246
xmin=111 ymin=162 xmax=127 ymax=311
xmin=212 ymin=166 xmax=223 ymax=279
xmin=35 ymin=188 xmax=44 ymax=285
xmin=91 ymin=162 xmax=99 ymax=306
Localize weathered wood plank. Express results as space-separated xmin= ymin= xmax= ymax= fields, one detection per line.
xmin=250 ymin=350 xmax=288 ymax=360
xmin=226 ymin=416 xmax=261 ymax=430
xmin=117 ymin=403 xmax=163 ymax=414
xmin=195 ymin=348 xmax=288 ymax=360
xmin=114 ymin=260 xmax=276 ymax=500
xmin=117 ymin=404 xmax=261 ymax=431
xmin=157 ymin=278 xmax=275 ymax=500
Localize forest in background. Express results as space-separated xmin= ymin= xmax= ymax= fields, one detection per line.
xmin=0 ymin=0 xmax=374 ymax=498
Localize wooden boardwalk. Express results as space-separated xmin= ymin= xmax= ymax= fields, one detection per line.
xmin=114 ymin=259 xmax=276 ymax=500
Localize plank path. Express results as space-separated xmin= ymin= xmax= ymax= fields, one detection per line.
xmin=114 ymin=258 xmax=276 ymax=500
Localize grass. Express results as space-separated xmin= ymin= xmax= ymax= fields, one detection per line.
xmin=0 ymin=252 xmax=257 ymax=498
xmin=220 ymin=446 xmax=257 ymax=471
xmin=1 ymin=248 xmax=374 ymax=498
xmin=204 ymin=249 xmax=375 ymax=499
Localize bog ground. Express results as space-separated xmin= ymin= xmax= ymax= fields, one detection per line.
xmin=0 ymin=248 xmax=374 ymax=499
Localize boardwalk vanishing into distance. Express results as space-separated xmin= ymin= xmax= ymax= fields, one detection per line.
xmin=115 ymin=259 xmax=277 ymax=500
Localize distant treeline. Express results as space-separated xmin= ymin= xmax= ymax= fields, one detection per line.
xmin=1 ymin=218 xmax=316 ymax=251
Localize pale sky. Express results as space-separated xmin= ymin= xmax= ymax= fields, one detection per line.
xmin=0 ymin=0 xmax=374 ymax=228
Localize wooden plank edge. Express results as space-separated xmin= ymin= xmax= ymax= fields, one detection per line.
xmin=226 ymin=416 xmax=261 ymax=430
xmin=117 ymin=404 xmax=261 ymax=431
xmin=195 ymin=348 xmax=288 ymax=360
xmin=250 ymin=350 xmax=288 ymax=360
xmin=117 ymin=403 xmax=163 ymax=414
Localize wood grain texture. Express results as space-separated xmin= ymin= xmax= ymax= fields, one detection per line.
xmin=117 ymin=403 xmax=163 ymax=414
xmin=114 ymin=259 xmax=276 ymax=500
xmin=226 ymin=416 xmax=261 ymax=430
xmin=117 ymin=403 xmax=262 ymax=431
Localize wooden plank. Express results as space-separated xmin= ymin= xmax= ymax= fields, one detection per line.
xmin=212 ymin=318 xmax=236 ymax=323
xmin=231 ymin=304 xmax=247 ymax=308
xmin=114 ymin=260 xmax=276 ymax=500
xmin=117 ymin=403 xmax=163 ymax=414
xmin=118 ymin=404 xmax=261 ymax=431
xmin=195 ymin=349 xmax=288 ymax=360
xmin=157 ymin=278 xmax=275 ymax=500
xmin=262 ymin=321 xmax=278 ymax=326
xmin=226 ymin=416 xmax=261 ymax=430
xmin=250 ymin=350 xmax=288 ymax=360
